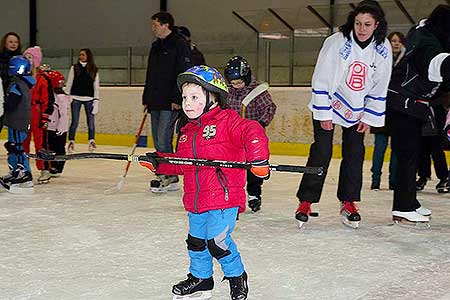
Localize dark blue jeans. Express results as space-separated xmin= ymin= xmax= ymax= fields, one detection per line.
xmin=370 ymin=133 xmax=397 ymax=185
xmin=69 ymin=99 xmax=95 ymax=140
xmin=150 ymin=110 xmax=179 ymax=153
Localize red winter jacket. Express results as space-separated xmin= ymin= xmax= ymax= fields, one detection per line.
xmin=157 ymin=107 xmax=269 ymax=213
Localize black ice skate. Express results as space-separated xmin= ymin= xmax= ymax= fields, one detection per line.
xmin=295 ymin=201 xmax=311 ymax=229
xmin=436 ymin=179 xmax=449 ymax=193
xmin=150 ymin=175 xmax=180 ymax=193
xmin=224 ymin=271 xmax=248 ymax=300
xmin=1 ymin=168 xmax=34 ymax=194
xmin=172 ymin=273 xmax=214 ymax=300
xmin=340 ymin=201 xmax=361 ymax=229
xmin=416 ymin=177 xmax=427 ymax=191
xmin=392 ymin=211 xmax=430 ymax=228
xmin=38 ymin=170 xmax=51 ymax=184
xmin=248 ymin=195 xmax=261 ymax=212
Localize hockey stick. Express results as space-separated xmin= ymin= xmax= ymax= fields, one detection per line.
xmin=241 ymin=82 xmax=269 ymax=117
xmin=104 ymin=110 xmax=148 ymax=194
xmin=31 ymin=150 xmax=323 ymax=175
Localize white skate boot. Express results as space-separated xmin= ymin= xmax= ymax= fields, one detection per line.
xmin=392 ymin=211 xmax=430 ymax=228
xmin=415 ymin=206 xmax=432 ymax=217
xmin=38 ymin=170 xmax=51 ymax=184
xmin=150 ymin=175 xmax=180 ymax=193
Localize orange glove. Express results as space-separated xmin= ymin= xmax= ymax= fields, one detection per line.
xmin=139 ymin=152 xmax=159 ymax=173
xmin=250 ymin=160 xmax=270 ymax=180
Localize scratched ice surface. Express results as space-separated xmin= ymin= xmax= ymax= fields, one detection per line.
xmin=1 ymin=144 xmax=450 ymax=300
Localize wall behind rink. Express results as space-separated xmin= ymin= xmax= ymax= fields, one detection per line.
xmin=73 ymin=87 xmax=375 ymax=155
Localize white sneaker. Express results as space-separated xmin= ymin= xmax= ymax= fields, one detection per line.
xmin=67 ymin=140 xmax=75 ymax=154
xmin=392 ymin=211 xmax=429 ymax=223
xmin=88 ymin=139 xmax=97 ymax=152
xmin=415 ymin=206 xmax=432 ymax=217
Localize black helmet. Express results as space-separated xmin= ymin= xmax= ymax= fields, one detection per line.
xmin=224 ymin=56 xmax=252 ymax=86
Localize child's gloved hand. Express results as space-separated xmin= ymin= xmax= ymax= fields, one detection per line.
xmin=139 ymin=152 xmax=159 ymax=172
xmin=250 ymin=160 xmax=270 ymax=180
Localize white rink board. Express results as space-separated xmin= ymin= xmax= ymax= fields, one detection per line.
xmin=1 ymin=144 xmax=450 ymax=299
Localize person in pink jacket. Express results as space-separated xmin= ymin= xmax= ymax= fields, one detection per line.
xmin=140 ymin=65 xmax=270 ymax=300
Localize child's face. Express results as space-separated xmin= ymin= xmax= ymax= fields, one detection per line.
xmin=182 ymin=83 xmax=207 ymax=119
xmin=230 ymin=79 xmax=245 ymax=89
xmin=5 ymin=35 xmax=19 ymax=52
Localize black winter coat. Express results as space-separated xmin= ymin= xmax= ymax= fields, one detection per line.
xmin=142 ymin=32 xmax=192 ymax=110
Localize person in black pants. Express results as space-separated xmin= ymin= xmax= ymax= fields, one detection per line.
xmin=387 ymin=5 xmax=450 ymax=225
xmin=416 ymin=98 xmax=449 ymax=193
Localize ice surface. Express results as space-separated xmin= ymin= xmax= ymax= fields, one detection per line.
xmin=1 ymin=144 xmax=450 ymax=299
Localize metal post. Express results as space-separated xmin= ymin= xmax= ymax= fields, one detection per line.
xmin=256 ymin=34 xmax=260 ymax=81
xmin=127 ymin=47 xmax=132 ymax=86
xmin=265 ymin=41 xmax=271 ymax=83
xmin=29 ymin=0 xmax=37 ymax=46
xmin=289 ymin=31 xmax=294 ymax=85
xmin=69 ymin=48 xmax=74 ymax=67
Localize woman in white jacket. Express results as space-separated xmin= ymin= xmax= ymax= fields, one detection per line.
xmin=295 ymin=0 xmax=392 ymax=229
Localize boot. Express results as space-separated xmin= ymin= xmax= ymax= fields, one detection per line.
xmin=224 ymin=271 xmax=248 ymax=300
xmin=416 ymin=177 xmax=427 ymax=191
xmin=392 ymin=211 xmax=430 ymax=228
xmin=7 ymin=167 xmax=34 ymax=194
xmin=150 ymin=175 xmax=180 ymax=193
xmin=295 ymin=201 xmax=311 ymax=229
xmin=172 ymin=273 xmax=213 ymax=300
xmin=38 ymin=170 xmax=51 ymax=184
xmin=436 ymin=178 xmax=449 ymax=193
xmin=340 ymin=201 xmax=361 ymax=229
xmin=248 ymin=195 xmax=261 ymax=212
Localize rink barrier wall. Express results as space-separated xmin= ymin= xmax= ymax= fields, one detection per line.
xmin=1 ymin=86 xmax=439 ymax=161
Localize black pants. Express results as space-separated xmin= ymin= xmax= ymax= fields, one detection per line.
xmin=418 ymin=135 xmax=448 ymax=180
xmin=47 ymin=131 xmax=67 ymax=173
xmin=246 ymin=170 xmax=263 ymax=197
xmin=297 ymin=119 xmax=365 ymax=203
xmin=390 ymin=111 xmax=422 ymax=211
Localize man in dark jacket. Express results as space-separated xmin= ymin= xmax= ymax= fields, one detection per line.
xmin=387 ymin=4 xmax=450 ymax=225
xmin=142 ymin=12 xmax=192 ymax=192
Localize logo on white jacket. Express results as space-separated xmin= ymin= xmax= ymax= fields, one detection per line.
xmin=346 ymin=61 xmax=367 ymax=91
xmin=202 ymin=125 xmax=216 ymax=140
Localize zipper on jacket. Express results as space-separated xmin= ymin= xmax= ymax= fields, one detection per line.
xmin=216 ymin=168 xmax=229 ymax=201
xmin=193 ymin=118 xmax=201 ymax=213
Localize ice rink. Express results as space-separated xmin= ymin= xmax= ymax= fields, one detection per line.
xmin=2 ymin=144 xmax=450 ymax=300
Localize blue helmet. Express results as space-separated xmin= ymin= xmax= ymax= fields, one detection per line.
xmin=8 ymin=55 xmax=31 ymax=76
xmin=224 ymin=56 xmax=252 ymax=86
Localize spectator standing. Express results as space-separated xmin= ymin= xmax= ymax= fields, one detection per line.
xmin=65 ymin=48 xmax=100 ymax=153
xmin=142 ymin=11 xmax=192 ymax=193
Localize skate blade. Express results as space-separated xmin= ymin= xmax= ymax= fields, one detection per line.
xmin=8 ymin=183 xmax=34 ymax=195
xmin=342 ymin=218 xmax=360 ymax=229
xmin=297 ymin=220 xmax=307 ymax=230
xmin=38 ymin=180 xmax=50 ymax=184
xmin=151 ymin=183 xmax=180 ymax=194
xmin=172 ymin=290 xmax=212 ymax=300
xmin=392 ymin=218 xmax=430 ymax=229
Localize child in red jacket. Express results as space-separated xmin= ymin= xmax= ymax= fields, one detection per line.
xmin=140 ymin=65 xmax=270 ymax=300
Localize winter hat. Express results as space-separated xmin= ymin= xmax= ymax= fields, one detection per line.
xmin=23 ymin=46 xmax=43 ymax=67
